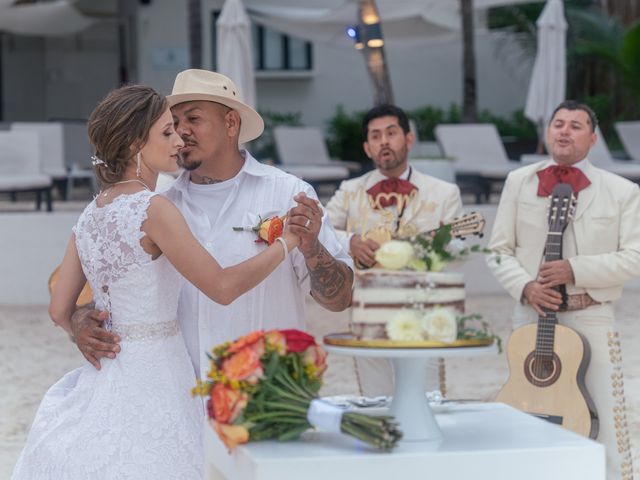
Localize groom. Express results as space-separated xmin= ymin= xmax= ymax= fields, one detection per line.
xmin=70 ymin=69 xmax=354 ymax=379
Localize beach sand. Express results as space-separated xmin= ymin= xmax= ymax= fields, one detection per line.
xmin=1 ymin=293 xmax=638 ymax=478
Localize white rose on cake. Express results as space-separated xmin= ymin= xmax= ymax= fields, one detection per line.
xmin=422 ymin=308 xmax=457 ymax=343
xmin=375 ymin=240 xmax=414 ymax=270
xmin=386 ymin=310 xmax=423 ymax=341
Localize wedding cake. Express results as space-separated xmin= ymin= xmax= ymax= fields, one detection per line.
xmin=351 ymin=269 xmax=465 ymax=342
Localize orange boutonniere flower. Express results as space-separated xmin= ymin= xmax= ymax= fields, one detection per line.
xmin=233 ymin=214 xmax=287 ymax=245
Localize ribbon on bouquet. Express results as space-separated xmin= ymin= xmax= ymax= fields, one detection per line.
xmin=307 ymin=399 xmax=345 ymax=434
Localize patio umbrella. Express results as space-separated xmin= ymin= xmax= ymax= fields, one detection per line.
xmin=524 ymin=0 xmax=568 ymax=152
xmin=217 ymin=0 xmax=257 ymax=108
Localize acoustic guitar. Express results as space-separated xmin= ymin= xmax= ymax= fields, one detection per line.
xmin=355 ymin=211 xmax=486 ymax=270
xmin=496 ymin=183 xmax=599 ymax=439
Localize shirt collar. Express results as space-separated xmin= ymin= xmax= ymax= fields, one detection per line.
xmin=371 ymin=166 xmax=411 ymax=183
xmin=551 ymin=157 xmax=588 ymax=172
xmin=170 ymin=149 xmax=266 ymax=195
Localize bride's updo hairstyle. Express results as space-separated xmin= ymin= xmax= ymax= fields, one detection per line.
xmin=88 ymin=85 xmax=168 ymax=185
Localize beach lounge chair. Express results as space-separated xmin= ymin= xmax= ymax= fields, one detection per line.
xmin=614 ymin=121 xmax=640 ymax=163
xmin=435 ymin=123 xmax=520 ymax=203
xmin=589 ymin=127 xmax=640 ymax=181
xmin=0 ymin=131 xmax=53 ymax=211
xmin=273 ymin=126 xmax=361 ymax=182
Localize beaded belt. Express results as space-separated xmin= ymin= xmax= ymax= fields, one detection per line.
xmin=111 ymin=319 xmax=179 ymax=341
xmin=559 ymin=293 xmax=601 ymax=312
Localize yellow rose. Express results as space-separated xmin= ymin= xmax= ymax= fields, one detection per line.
xmin=422 ymin=308 xmax=457 ymax=343
xmin=375 ymin=240 xmax=414 ymax=270
xmin=386 ymin=310 xmax=423 ymax=341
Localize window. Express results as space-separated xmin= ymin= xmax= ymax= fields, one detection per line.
xmin=211 ymin=11 xmax=312 ymax=72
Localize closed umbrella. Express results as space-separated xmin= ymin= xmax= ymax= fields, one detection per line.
xmin=217 ymin=0 xmax=257 ymax=108
xmin=524 ymin=0 xmax=568 ymax=152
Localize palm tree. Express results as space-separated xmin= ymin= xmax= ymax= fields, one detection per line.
xmin=357 ymin=0 xmax=394 ymax=106
xmin=188 ymin=0 xmax=202 ymax=68
xmin=461 ymin=0 xmax=477 ymax=122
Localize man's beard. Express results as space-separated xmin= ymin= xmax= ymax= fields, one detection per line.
xmin=375 ymin=148 xmax=405 ymax=171
xmin=178 ymin=152 xmax=202 ymax=171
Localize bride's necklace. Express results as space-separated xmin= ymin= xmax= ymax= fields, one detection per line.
xmin=102 ymin=179 xmax=151 ymax=197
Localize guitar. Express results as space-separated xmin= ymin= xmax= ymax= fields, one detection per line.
xmin=496 ymin=183 xmax=599 ymax=439
xmin=355 ymin=211 xmax=486 ymax=270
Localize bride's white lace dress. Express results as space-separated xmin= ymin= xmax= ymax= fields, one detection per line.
xmin=12 ymin=191 xmax=203 ymax=479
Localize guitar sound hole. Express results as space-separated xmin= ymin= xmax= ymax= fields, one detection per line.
xmin=524 ymin=352 xmax=562 ymax=387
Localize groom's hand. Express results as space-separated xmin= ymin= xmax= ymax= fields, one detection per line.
xmin=70 ymin=305 xmax=120 ymax=370
xmin=289 ymin=192 xmax=322 ymax=257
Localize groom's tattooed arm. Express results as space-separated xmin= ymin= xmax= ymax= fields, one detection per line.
xmin=305 ymin=241 xmax=353 ymax=311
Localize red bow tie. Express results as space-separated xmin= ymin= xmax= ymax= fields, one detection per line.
xmin=366 ymin=177 xmax=418 ymax=208
xmin=537 ymin=165 xmax=591 ymax=197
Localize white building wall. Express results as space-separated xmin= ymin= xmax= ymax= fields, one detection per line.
xmin=137 ymin=1 xmax=532 ymax=129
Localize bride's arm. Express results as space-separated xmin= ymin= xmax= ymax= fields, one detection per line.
xmin=143 ymin=195 xmax=299 ymax=305
xmin=49 ymin=235 xmax=88 ymax=334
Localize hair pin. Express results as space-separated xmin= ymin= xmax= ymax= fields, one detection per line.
xmin=91 ymin=155 xmax=106 ymax=167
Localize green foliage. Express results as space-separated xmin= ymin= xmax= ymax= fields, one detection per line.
xmin=325 ymin=105 xmax=369 ymax=164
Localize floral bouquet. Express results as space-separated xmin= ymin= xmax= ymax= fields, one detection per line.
xmin=193 ymin=329 xmax=402 ymax=451
xmin=386 ymin=308 xmax=502 ymax=350
xmin=375 ymin=223 xmax=487 ymax=272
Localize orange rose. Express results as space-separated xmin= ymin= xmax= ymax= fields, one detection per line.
xmin=210 ymin=419 xmax=250 ymax=451
xmin=264 ymin=330 xmax=286 ymax=355
xmin=209 ymin=383 xmax=248 ymax=423
xmin=258 ymin=216 xmax=284 ymax=245
xmin=227 ymin=330 xmax=265 ymax=355
xmin=222 ymin=346 xmax=264 ymax=383
xmin=303 ymin=344 xmax=328 ymax=377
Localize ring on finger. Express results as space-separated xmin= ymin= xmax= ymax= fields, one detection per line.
xmin=304 ymin=218 xmax=312 ymax=228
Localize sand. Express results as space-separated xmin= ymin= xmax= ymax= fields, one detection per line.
xmin=1 ymin=293 xmax=638 ymax=478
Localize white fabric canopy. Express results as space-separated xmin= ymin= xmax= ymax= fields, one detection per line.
xmin=0 ymin=0 xmax=93 ymax=36
xmin=217 ymin=0 xmax=257 ymax=108
xmin=524 ymin=0 xmax=567 ymax=128
xmin=245 ymin=0 xmax=543 ymax=47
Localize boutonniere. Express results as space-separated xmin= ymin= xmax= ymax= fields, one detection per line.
xmin=233 ymin=214 xmax=287 ymax=244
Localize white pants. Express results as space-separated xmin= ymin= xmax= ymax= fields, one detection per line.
xmin=513 ymin=303 xmax=634 ymax=480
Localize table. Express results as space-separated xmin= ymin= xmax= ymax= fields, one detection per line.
xmin=204 ymin=403 xmax=605 ymax=480
xmin=324 ymin=342 xmax=498 ymax=441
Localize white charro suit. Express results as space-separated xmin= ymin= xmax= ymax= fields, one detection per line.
xmin=487 ymin=159 xmax=639 ymax=480
xmin=326 ymin=168 xmax=463 ymax=252
xmin=326 ymin=167 xmax=463 ymax=397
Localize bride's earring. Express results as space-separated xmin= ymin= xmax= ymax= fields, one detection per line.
xmin=136 ymin=152 xmax=142 ymax=178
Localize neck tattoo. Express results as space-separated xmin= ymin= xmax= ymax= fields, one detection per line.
xmin=198 ymin=176 xmax=224 ymax=185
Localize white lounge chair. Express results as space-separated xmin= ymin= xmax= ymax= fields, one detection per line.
xmin=273 ymin=126 xmax=359 ymax=179
xmin=589 ymin=127 xmax=640 ymax=181
xmin=614 ymin=121 xmax=640 ymax=163
xmin=61 ymin=121 xmax=98 ymax=199
xmin=11 ymin=122 xmax=67 ymax=180
xmin=0 ymin=131 xmax=53 ymax=211
xmin=435 ymin=123 xmax=520 ymax=202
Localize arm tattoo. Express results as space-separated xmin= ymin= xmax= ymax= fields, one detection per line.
xmin=305 ymin=242 xmax=353 ymax=311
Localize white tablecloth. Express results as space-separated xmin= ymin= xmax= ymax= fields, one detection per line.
xmin=204 ymin=402 xmax=605 ymax=480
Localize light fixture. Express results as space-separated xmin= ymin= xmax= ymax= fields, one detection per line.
xmin=366 ymin=23 xmax=384 ymax=48
xmin=361 ymin=4 xmax=379 ymax=25
xmin=346 ymin=25 xmax=364 ymax=50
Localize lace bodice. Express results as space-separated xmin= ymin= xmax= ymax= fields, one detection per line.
xmin=73 ymin=191 xmax=183 ymax=332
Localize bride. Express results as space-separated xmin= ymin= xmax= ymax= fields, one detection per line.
xmin=11 ymin=85 xmax=299 ymax=479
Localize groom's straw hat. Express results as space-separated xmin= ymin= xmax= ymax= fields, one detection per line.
xmin=167 ymin=69 xmax=264 ymax=144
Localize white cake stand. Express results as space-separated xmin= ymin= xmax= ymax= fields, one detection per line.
xmin=324 ymin=338 xmax=498 ymax=442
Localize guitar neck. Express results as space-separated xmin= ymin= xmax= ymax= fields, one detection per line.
xmin=536 ymin=223 xmax=565 ymax=353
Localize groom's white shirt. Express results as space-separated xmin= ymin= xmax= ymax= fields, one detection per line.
xmin=164 ymin=151 xmax=352 ymax=378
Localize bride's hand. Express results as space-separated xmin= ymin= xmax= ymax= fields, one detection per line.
xmin=282 ymin=218 xmax=301 ymax=252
